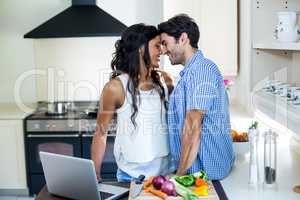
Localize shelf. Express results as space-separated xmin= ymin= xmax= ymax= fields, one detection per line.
xmin=253 ymin=42 xmax=300 ymax=51
xmin=253 ymin=90 xmax=300 ymax=138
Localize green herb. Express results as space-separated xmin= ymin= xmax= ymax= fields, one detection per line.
xmin=193 ymin=170 xmax=208 ymax=181
xmin=249 ymin=121 xmax=258 ymax=130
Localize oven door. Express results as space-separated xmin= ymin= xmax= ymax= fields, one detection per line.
xmin=82 ymin=134 xmax=117 ymax=180
xmin=26 ymin=133 xmax=81 ymax=173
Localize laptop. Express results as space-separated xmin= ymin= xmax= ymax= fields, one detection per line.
xmin=39 ymin=151 xmax=129 ymax=200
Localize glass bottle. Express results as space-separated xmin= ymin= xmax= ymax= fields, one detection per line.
xmin=248 ymin=128 xmax=260 ymax=187
xmin=263 ymin=129 xmax=278 ymax=188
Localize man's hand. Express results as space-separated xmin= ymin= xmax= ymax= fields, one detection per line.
xmin=176 ymin=110 xmax=204 ymax=175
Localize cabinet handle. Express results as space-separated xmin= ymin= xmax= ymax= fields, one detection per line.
xmin=27 ymin=134 xmax=80 ymax=138
xmin=82 ymin=134 xmax=93 ymax=137
xmin=82 ymin=134 xmax=116 ymax=137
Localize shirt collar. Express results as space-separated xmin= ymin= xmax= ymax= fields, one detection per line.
xmin=179 ymin=50 xmax=203 ymax=77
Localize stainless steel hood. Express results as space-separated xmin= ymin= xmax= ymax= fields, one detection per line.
xmin=24 ymin=0 xmax=127 ymax=38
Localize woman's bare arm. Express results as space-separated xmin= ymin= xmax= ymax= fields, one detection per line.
xmin=91 ymin=79 xmax=123 ymax=181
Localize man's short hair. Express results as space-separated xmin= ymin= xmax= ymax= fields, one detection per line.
xmin=158 ymin=14 xmax=200 ymax=48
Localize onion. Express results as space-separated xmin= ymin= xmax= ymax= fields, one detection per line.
xmin=161 ymin=180 xmax=176 ymax=196
xmin=152 ymin=176 xmax=166 ymax=190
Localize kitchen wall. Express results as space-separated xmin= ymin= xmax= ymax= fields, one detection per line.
xmin=1 ymin=0 xmax=240 ymax=103
xmin=34 ymin=37 xmax=118 ymax=101
xmin=235 ymin=0 xmax=252 ymax=111
xmin=34 ymin=0 xmax=163 ymax=101
xmin=0 ymin=0 xmax=69 ymax=104
xmin=0 ymin=0 xmax=163 ymax=102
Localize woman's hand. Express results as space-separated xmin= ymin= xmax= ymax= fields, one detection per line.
xmin=154 ymin=69 xmax=174 ymax=94
xmin=96 ymin=172 xmax=102 ymax=183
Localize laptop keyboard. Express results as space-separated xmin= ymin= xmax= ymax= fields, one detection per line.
xmin=99 ymin=191 xmax=115 ymax=199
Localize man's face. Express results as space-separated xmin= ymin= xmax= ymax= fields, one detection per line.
xmin=160 ymin=33 xmax=184 ymax=65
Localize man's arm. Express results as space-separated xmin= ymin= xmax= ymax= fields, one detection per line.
xmin=176 ymin=110 xmax=204 ymax=176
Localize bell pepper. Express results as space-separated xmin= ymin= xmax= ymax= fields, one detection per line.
xmin=195 ymin=178 xmax=207 ymax=187
xmin=193 ymin=185 xmax=209 ymax=196
xmin=175 ymin=175 xmax=195 ymax=187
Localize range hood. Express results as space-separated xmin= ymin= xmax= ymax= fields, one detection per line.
xmin=24 ymin=0 xmax=127 ymax=38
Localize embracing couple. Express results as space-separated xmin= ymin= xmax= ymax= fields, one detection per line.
xmin=91 ymin=14 xmax=235 ymax=182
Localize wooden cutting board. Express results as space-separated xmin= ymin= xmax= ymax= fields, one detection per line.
xmin=128 ymin=181 xmax=219 ymax=200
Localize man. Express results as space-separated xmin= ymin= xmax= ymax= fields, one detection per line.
xmin=158 ymin=14 xmax=234 ymax=180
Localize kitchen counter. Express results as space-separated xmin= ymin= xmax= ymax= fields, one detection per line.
xmin=222 ymin=103 xmax=300 ymax=199
xmin=35 ymin=181 xmax=228 ymax=200
xmin=0 ymin=103 xmax=36 ymax=119
xmin=36 ymin=182 xmax=130 ymax=200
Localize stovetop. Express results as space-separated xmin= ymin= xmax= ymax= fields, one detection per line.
xmin=24 ymin=101 xmax=116 ymax=133
xmin=26 ymin=110 xmax=97 ymax=120
xmin=25 ymin=101 xmax=99 ymax=120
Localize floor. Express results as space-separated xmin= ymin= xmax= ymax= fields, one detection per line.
xmin=0 ymin=103 xmax=254 ymax=200
xmin=0 ymin=197 xmax=34 ymax=200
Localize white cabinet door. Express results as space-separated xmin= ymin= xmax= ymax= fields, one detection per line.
xmin=163 ymin=0 xmax=238 ymax=77
xmin=0 ymin=120 xmax=27 ymax=189
xmin=198 ymin=0 xmax=238 ymax=77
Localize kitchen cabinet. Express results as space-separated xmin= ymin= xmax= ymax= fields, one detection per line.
xmin=0 ymin=120 xmax=27 ymax=192
xmin=250 ymin=0 xmax=300 ymax=149
xmin=251 ymin=0 xmax=300 ymax=87
xmin=162 ymin=0 xmax=238 ymax=77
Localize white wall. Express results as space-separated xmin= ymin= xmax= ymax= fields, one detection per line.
xmin=98 ymin=0 xmax=162 ymax=26
xmin=34 ymin=0 xmax=163 ymax=101
xmin=198 ymin=0 xmax=238 ymax=77
xmin=235 ymin=0 xmax=252 ymax=110
xmin=34 ymin=37 xmax=118 ymax=101
xmin=0 ymin=0 xmax=69 ymax=103
xmin=0 ymin=0 xmax=163 ymax=103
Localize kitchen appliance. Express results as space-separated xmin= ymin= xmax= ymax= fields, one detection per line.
xmin=274 ymin=11 xmax=300 ymax=42
xmin=24 ymin=0 xmax=127 ymax=38
xmin=24 ymin=101 xmax=117 ymax=195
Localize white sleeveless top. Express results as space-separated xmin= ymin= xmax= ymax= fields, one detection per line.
xmin=114 ymin=73 xmax=172 ymax=178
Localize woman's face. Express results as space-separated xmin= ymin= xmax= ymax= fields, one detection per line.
xmin=148 ymin=35 xmax=162 ymax=68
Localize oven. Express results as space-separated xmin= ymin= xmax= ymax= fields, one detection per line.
xmin=26 ymin=134 xmax=81 ymax=173
xmin=24 ymin=119 xmax=83 ymax=194
xmin=25 ymin=134 xmax=82 ymax=194
xmin=24 ymin=110 xmax=118 ymax=195
xmin=82 ymin=133 xmax=117 ymax=180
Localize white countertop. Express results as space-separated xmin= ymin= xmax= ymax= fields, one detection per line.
xmin=223 ymin=104 xmax=300 ymax=199
xmin=0 ymin=103 xmax=36 ymax=120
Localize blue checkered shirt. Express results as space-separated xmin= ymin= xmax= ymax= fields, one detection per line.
xmin=167 ymin=50 xmax=234 ymax=180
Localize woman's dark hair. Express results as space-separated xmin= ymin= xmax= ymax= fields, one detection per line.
xmin=158 ymin=14 xmax=199 ymax=48
xmin=111 ymin=23 xmax=166 ymax=127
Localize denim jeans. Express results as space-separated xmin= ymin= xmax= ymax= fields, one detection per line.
xmin=116 ymin=168 xmax=134 ymax=182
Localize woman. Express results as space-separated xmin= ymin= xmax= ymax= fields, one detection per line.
xmin=91 ymin=24 xmax=174 ymax=182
